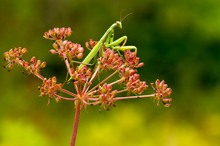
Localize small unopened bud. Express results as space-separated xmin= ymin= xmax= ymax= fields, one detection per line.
xmin=22 ymin=61 xmax=29 ymax=68
xmin=158 ymin=80 xmax=164 ymax=89
xmin=49 ymin=49 xmax=57 ymax=54
xmin=78 ymin=46 xmax=84 ymax=53
xmin=37 ymin=59 xmax=41 ymax=64
xmin=9 ymin=49 xmax=14 ymax=56
xmin=163 ymin=98 xmax=172 ymax=103
xmin=30 ymin=56 xmax=36 ymax=64
xmin=77 ymin=53 xmax=83 ymax=59
xmin=21 ymin=48 xmax=28 ymax=54
xmin=137 ymin=62 xmax=144 ymax=68
xmin=85 ymin=42 xmax=90 ymax=49
xmin=52 ymin=76 xmax=57 ymax=83
xmin=164 ymin=103 xmax=171 ymax=107
xmin=52 ymin=43 xmax=59 ymax=50
xmin=100 ymin=87 xmax=107 ymax=93
xmin=55 ymin=97 xmax=61 ymax=102
xmin=41 ymin=62 xmax=47 ymax=68
xmin=4 ymin=52 xmax=9 ymax=59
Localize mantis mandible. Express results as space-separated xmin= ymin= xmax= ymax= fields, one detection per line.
xmin=78 ymin=20 xmax=137 ymax=70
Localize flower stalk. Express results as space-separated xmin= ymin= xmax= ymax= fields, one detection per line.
xmin=71 ymin=102 xmax=81 ymax=146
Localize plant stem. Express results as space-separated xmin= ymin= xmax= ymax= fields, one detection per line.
xmin=70 ymin=102 xmax=81 ymax=146
xmin=114 ymin=94 xmax=155 ymax=101
xmin=88 ymin=70 xmax=118 ymax=93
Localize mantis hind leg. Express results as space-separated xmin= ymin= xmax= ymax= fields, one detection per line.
xmin=105 ymin=36 xmax=127 ymax=48
xmin=112 ymin=45 xmax=137 ymax=54
xmin=105 ymin=34 xmax=137 ymax=54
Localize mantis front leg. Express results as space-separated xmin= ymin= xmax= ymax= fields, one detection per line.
xmin=77 ymin=20 xmax=137 ymax=71
xmin=105 ymin=32 xmax=137 ymax=54
xmin=68 ymin=21 xmax=138 ymax=83
xmin=78 ymin=21 xmax=122 ymax=70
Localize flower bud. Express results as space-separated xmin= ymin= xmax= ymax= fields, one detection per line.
xmin=21 ymin=48 xmax=28 ymax=54
xmin=30 ymin=56 xmax=36 ymax=64
xmin=49 ymin=49 xmax=57 ymax=54
xmin=137 ymin=62 xmax=144 ymax=68
xmin=4 ymin=52 xmax=9 ymax=60
xmin=52 ymin=43 xmax=59 ymax=50
xmin=77 ymin=53 xmax=83 ymax=59
xmin=164 ymin=103 xmax=171 ymax=107
xmin=163 ymin=98 xmax=172 ymax=103
xmin=41 ymin=62 xmax=47 ymax=68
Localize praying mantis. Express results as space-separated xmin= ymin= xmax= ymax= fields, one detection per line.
xmin=77 ymin=20 xmax=137 ymax=70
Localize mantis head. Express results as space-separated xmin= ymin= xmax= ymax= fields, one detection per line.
xmin=116 ymin=21 xmax=122 ymax=29
xmin=116 ymin=12 xmax=133 ymax=30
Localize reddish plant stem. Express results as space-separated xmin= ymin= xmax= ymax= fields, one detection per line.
xmin=114 ymin=94 xmax=155 ymax=101
xmin=70 ymin=102 xmax=81 ymax=146
xmin=88 ymin=70 xmax=118 ymax=93
xmin=63 ymin=54 xmax=74 ymax=78
xmin=60 ymin=88 xmax=77 ymax=97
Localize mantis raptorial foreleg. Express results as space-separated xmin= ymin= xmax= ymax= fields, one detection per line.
xmin=106 ymin=36 xmax=127 ymax=48
xmin=77 ymin=20 xmax=137 ymax=71
xmin=105 ymin=30 xmax=137 ymax=54
xmin=78 ymin=21 xmax=122 ymax=70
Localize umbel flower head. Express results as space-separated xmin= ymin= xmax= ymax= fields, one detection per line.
xmin=3 ymin=24 xmax=173 ymax=146
xmin=3 ymin=47 xmax=28 ymax=69
xmin=43 ymin=27 xmax=72 ymax=40
xmin=151 ymin=79 xmax=172 ymax=107
xmin=3 ymin=27 xmax=172 ymax=109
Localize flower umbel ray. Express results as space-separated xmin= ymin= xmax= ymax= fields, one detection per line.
xmin=4 ymin=26 xmax=172 ymax=146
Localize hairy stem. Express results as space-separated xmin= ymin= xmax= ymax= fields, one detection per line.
xmin=70 ymin=102 xmax=81 ymax=146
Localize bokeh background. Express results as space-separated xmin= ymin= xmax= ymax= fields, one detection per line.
xmin=1 ymin=0 xmax=220 ymax=146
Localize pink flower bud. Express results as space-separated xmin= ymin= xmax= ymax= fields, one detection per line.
xmin=41 ymin=62 xmax=47 ymax=68
xmin=49 ymin=49 xmax=57 ymax=54
xmin=21 ymin=48 xmax=28 ymax=54
xmin=77 ymin=53 xmax=83 ymax=59
xmin=137 ymin=62 xmax=144 ymax=68
xmin=30 ymin=56 xmax=36 ymax=64
xmin=52 ymin=43 xmax=59 ymax=50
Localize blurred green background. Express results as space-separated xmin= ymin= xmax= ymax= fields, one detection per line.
xmin=1 ymin=0 xmax=220 ymax=146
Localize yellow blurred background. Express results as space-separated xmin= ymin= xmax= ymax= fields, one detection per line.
xmin=1 ymin=0 xmax=220 ymax=146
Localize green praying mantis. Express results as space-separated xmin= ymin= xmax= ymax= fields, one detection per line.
xmin=77 ymin=20 xmax=137 ymax=70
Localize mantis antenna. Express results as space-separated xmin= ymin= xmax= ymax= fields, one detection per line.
xmin=120 ymin=10 xmax=133 ymax=22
